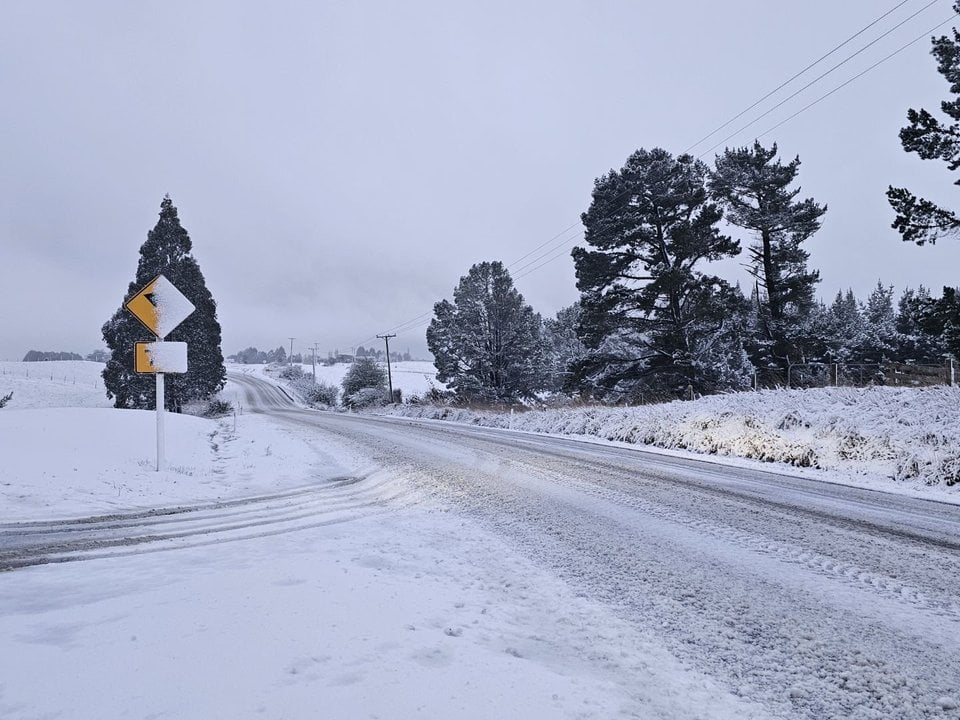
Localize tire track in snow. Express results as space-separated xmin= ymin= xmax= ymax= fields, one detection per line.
xmin=262 ymin=399 xmax=960 ymax=720
xmin=0 ymin=471 xmax=414 ymax=571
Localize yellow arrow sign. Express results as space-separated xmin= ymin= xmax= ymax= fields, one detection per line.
xmin=135 ymin=341 xmax=188 ymax=374
xmin=125 ymin=274 xmax=195 ymax=338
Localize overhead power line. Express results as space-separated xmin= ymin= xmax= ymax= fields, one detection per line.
xmin=508 ymin=226 xmax=584 ymax=276
xmin=354 ymin=2 xmax=953 ymax=349
xmin=507 ymin=220 xmax=582 ymax=268
xmin=684 ymin=0 xmax=919 ymax=154
xmin=496 ymin=2 xmax=944 ymax=292
xmin=699 ymin=0 xmax=941 ymax=157
xmin=756 ymin=13 xmax=960 ymax=141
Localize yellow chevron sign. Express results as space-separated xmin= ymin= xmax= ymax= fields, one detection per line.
xmin=125 ymin=274 xmax=195 ymax=339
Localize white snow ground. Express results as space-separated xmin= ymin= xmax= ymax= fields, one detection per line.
xmin=0 ymin=364 xmax=771 ymax=719
xmin=2 ymin=361 xmax=958 ymax=718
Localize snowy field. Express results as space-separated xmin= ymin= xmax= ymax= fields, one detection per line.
xmin=0 ymin=360 xmax=111 ymax=409
xmin=0 ymin=362 xmax=341 ymax=521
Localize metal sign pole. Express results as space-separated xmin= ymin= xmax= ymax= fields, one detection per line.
xmin=124 ymin=275 xmax=195 ymax=473
xmin=156 ymin=338 xmax=165 ymax=472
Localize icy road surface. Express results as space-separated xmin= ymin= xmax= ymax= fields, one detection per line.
xmin=228 ymin=373 xmax=960 ymax=719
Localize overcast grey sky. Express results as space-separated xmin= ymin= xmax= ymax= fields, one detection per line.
xmin=3 ymin=0 xmax=960 ymax=361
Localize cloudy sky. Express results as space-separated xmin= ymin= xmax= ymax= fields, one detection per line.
xmin=3 ymin=0 xmax=960 ymax=362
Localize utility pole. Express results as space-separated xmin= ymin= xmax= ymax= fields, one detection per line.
xmin=377 ymin=333 xmax=397 ymax=401
xmin=288 ymin=337 xmax=295 ymax=366
xmin=311 ymin=343 xmax=320 ymax=382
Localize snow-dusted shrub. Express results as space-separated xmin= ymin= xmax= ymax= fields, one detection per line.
xmin=305 ymin=382 xmax=339 ymax=407
xmin=286 ymin=377 xmax=339 ymax=407
xmin=0 ymin=391 xmax=11 ymax=409
xmin=279 ymin=364 xmax=305 ymax=380
xmin=202 ymin=398 xmax=233 ymax=418
xmin=341 ymin=358 xmax=386 ymax=398
xmin=378 ymin=385 xmax=960 ymax=489
xmin=345 ymin=387 xmax=387 ymax=409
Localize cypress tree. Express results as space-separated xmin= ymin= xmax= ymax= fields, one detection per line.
xmin=101 ymin=196 xmax=226 ymax=411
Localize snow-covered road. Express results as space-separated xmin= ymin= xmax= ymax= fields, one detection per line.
xmin=232 ymin=372 xmax=960 ymax=719
xmin=4 ymin=372 xmax=959 ymax=718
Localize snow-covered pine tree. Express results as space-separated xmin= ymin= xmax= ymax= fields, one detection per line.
xmin=101 ymin=196 xmax=226 ymax=411
xmin=427 ymin=261 xmax=547 ymax=404
xmin=572 ymin=148 xmax=751 ymax=400
xmin=542 ymin=303 xmax=587 ymax=393
xmin=919 ymin=287 xmax=960 ymax=361
xmin=896 ymin=286 xmax=944 ymax=362
xmin=822 ymin=289 xmax=867 ymax=363
xmin=341 ymin=357 xmax=387 ymax=407
xmin=888 ymin=3 xmax=960 ymax=245
xmin=710 ymin=142 xmax=826 ymax=367
xmin=859 ymin=282 xmax=898 ymax=362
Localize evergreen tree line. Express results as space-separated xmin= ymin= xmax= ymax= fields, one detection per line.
xmin=21 ymin=349 xmax=110 ymax=362
xmin=428 ymin=144 xmax=960 ymax=405
xmin=229 ymin=346 xmax=290 ymax=364
xmin=429 ymin=16 xmax=960 ymax=405
xmin=22 ymin=350 xmax=84 ymax=362
xmin=354 ymin=346 xmax=412 ymax=363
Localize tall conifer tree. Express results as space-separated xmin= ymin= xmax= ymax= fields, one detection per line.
xmin=427 ymin=261 xmax=546 ymax=404
xmin=888 ymin=3 xmax=960 ymax=245
xmin=102 ymin=197 xmax=226 ymax=410
xmin=572 ymin=148 xmax=751 ymax=400
xmin=710 ymin=142 xmax=826 ymax=367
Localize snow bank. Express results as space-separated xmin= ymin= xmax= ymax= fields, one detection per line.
xmin=379 ymin=386 xmax=960 ymax=491
xmin=0 ymin=407 xmax=356 ymax=521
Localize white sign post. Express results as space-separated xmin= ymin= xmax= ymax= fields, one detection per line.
xmin=125 ymin=275 xmax=196 ymax=472
xmin=156 ymin=366 xmax=165 ymax=471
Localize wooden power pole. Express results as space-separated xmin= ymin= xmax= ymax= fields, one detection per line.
xmin=377 ymin=333 xmax=397 ymax=401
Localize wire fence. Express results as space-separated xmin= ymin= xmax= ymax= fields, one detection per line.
xmin=754 ymin=360 xmax=956 ymax=390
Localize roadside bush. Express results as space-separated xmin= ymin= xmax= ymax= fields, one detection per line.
xmin=203 ymin=398 xmax=233 ymax=417
xmin=279 ymin=365 xmax=305 ymax=380
xmin=302 ymin=380 xmax=339 ymax=407
xmin=407 ymin=385 xmax=453 ymax=405
xmin=287 ymin=376 xmax=339 ymax=407
xmin=344 ymin=387 xmax=387 ymax=409
xmin=341 ymin=357 xmax=387 ymax=397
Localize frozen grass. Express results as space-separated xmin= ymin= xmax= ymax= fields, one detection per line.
xmin=380 ymin=385 xmax=960 ymax=490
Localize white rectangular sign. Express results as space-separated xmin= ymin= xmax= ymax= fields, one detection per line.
xmin=135 ymin=341 xmax=188 ymax=374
